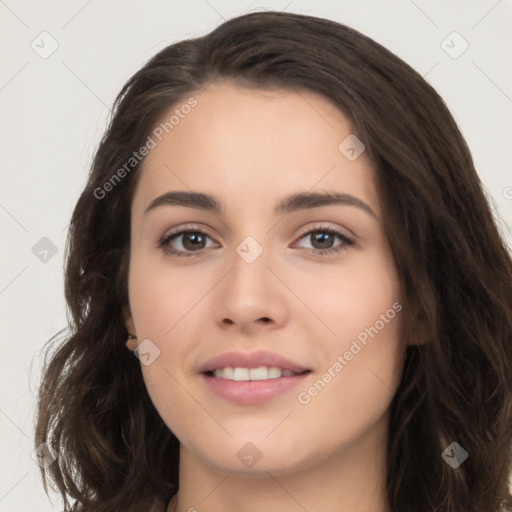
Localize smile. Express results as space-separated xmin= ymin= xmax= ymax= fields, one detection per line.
xmin=198 ymin=350 xmax=312 ymax=404
xmin=209 ymin=366 xmax=301 ymax=381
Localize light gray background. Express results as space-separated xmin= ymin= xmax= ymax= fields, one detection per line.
xmin=1 ymin=1 xmax=511 ymax=510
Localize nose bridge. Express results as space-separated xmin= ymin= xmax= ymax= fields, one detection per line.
xmin=223 ymin=205 xmax=272 ymax=269
xmin=215 ymin=229 xmax=285 ymax=328
xmin=228 ymin=232 xmax=272 ymax=298
xmin=235 ymin=234 xmax=266 ymax=266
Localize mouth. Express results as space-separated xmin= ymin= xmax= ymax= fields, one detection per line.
xmin=198 ymin=351 xmax=312 ymax=405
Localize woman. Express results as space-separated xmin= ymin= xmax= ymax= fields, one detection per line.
xmin=35 ymin=10 xmax=512 ymax=512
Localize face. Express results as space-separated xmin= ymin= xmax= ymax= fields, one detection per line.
xmin=125 ymin=82 xmax=407 ymax=474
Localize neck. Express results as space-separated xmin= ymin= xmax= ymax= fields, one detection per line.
xmin=167 ymin=413 xmax=391 ymax=512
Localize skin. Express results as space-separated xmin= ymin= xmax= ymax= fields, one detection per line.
xmin=124 ymin=82 xmax=411 ymax=512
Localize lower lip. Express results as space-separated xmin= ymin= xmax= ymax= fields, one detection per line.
xmin=201 ymin=373 xmax=310 ymax=405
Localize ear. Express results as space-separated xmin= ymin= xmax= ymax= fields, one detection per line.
xmin=123 ymin=306 xmax=138 ymax=352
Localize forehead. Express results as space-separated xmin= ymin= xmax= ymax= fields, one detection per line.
xmin=132 ymin=82 xmax=379 ymax=219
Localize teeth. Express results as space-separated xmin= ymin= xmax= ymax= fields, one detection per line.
xmin=212 ymin=366 xmax=298 ymax=381
xmin=250 ymin=366 xmax=269 ymax=380
xmin=233 ymin=367 xmax=250 ymax=380
xmin=267 ymin=367 xmax=281 ymax=379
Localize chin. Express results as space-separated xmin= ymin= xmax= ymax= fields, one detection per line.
xmin=193 ymin=436 xmax=314 ymax=476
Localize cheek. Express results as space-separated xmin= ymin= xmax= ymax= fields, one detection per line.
xmin=294 ymin=317 xmax=404 ymax=448
xmin=293 ymin=249 xmax=404 ymax=426
xmin=128 ymin=254 xmax=207 ymax=338
xmin=297 ymin=248 xmax=401 ymax=351
xmin=127 ymin=258 xmax=210 ymax=430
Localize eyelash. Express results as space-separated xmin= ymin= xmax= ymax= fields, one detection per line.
xmin=157 ymin=223 xmax=355 ymax=258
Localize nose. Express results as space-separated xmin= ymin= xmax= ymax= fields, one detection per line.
xmin=214 ymin=244 xmax=288 ymax=335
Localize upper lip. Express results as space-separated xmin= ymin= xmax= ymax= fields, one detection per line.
xmin=198 ymin=351 xmax=310 ymax=374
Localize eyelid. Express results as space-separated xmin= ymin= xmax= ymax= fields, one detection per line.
xmin=160 ymin=221 xmax=354 ymax=242
xmin=157 ymin=221 xmax=355 ymax=257
xmin=157 ymin=223 xmax=220 ymax=256
xmin=294 ymin=221 xmax=355 ymax=240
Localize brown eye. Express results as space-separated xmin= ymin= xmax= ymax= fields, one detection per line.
xmin=157 ymin=224 xmax=354 ymax=258
xmin=309 ymin=231 xmax=336 ymax=250
xmin=158 ymin=229 xmax=216 ymax=257
xmin=293 ymin=226 xmax=354 ymax=256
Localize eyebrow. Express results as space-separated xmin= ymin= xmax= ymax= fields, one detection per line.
xmin=144 ymin=190 xmax=377 ymax=219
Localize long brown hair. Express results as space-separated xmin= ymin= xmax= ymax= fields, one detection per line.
xmin=34 ymin=10 xmax=512 ymax=512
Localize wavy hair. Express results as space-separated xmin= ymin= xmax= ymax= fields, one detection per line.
xmin=34 ymin=10 xmax=512 ymax=512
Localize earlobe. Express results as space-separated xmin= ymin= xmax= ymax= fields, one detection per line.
xmin=125 ymin=334 xmax=138 ymax=352
xmin=122 ymin=306 xmax=138 ymax=351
